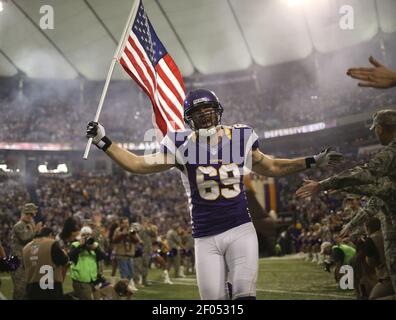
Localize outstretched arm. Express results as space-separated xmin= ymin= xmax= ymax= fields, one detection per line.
xmin=341 ymin=177 xmax=396 ymax=202
xmin=296 ymin=147 xmax=395 ymax=198
xmin=347 ymin=56 xmax=396 ymax=89
xmin=105 ymin=144 xmax=174 ymax=174
xmin=251 ymin=148 xmax=343 ymax=177
xmin=86 ymin=122 xmax=174 ymax=174
xmin=339 ymin=197 xmax=383 ymax=239
xmin=251 ymin=149 xmax=307 ymax=177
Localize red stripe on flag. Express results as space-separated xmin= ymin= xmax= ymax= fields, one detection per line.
xmin=127 ymin=38 xmax=184 ymax=128
xmin=163 ymin=55 xmax=186 ymax=94
xmin=124 ymin=38 xmax=183 ymax=131
xmin=120 ymin=57 xmax=168 ymax=135
xmin=124 ymin=47 xmax=154 ymax=96
xmin=122 ymin=47 xmax=177 ymax=131
xmin=128 ymin=37 xmax=156 ymax=89
xmin=157 ymin=63 xmax=184 ymax=106
xmin=156 ymin=83 xmax=183 ymax=121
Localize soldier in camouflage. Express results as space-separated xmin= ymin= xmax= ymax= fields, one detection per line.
xmin=296 ymin=110 xmax=396 ymax=295
xmin=133 ymin=221 xmax=153 ymax=286
xmin=336 ymin=177 xmax=396 ymax=296
xmin=182 ymin=227 xmax=195 ymax=275
xmin=10 ymin=203 xmax=42 ymax=300
xmin=166 ymin=223 xmax=183 ymax=278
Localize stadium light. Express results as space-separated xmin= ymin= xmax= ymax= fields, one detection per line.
xmin=0 ymin=2 xmax=3 ymax=12
xmin=0 ymin=164 xmax=20 ymax=173
xmin=286 ymin=0 xmax=306 ymax=7
xmin=38 ymin=163 xmax=68 ymax=174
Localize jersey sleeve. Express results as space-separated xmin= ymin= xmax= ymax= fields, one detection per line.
xmin=250 ymin=128 xmax=259 ymax=151
xmin=159 ymin=131 xmax=178 ymax=156
xmin=159 ymin=130 xmax=190 ymax=167
xmin=233 ymin=124 xmax=259 ymax=153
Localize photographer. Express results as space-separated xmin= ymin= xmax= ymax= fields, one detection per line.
xmin=69 ymin=226 xmax=107 ymax=300
xmin=113 ymin=217 xmax=140 ymax=292
xmin=321 ymin=242 xmax=356 ymax=283
xmin=58 ymin=217 xmax=81 ymax=251
xmin=22 ymin=227 xmax=69 ymax=300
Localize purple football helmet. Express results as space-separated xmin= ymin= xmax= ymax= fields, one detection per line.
xmin=183 ymin=89 xmax=223 ymax=132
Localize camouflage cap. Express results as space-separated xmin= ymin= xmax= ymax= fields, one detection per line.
xmin=370 ymin=109 xmax=396 ymax=130
xmin=22 ymin=203 xmax=38 ymax=215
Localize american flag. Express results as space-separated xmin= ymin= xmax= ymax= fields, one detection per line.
xmin=118 ymin=0 xmax=186 ymax=136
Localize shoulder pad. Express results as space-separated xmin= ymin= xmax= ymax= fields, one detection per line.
xmin=232 ymin=124 xmax=251 ymax=129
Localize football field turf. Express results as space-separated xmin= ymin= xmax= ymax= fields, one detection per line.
xmin=0 ymin=255 xmax=355 ymax=300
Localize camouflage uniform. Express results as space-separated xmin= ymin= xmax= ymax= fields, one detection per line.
xmin=335 ymin=176 xmax=396 ymax=294
xmin=138 ymin=227 xmax=153 ymax=285
xmin=182 ymin=231 xmax=195 ymax=274
xmin=166 ymin=227 xmax=182 ymax=278
xmin=319 ymin=110 xmax=396 ymax=293
xmin=10 ymin=218 xmax=36 ymax=300
xmin=320 ymin=110 xmax=396 ymax=187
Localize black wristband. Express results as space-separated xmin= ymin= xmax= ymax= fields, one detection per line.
xmin=305 ymin=157 xmax=316 ymax=169
xmin=97 ymin=136 xmax=112 ymax=151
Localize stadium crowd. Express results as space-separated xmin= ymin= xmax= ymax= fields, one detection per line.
xmin=1 ymin=55 xmax=396 ymax=299
xmin=0 ymin=144 xmax=392 ymax=299
xmin=1 ymin=77 xmax=395 ymax=143
xmin=0 ymin=170 xmax=194 ymax=300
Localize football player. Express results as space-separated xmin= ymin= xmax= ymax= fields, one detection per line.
xmin=86 ymin=89 xmax=342 ymax=300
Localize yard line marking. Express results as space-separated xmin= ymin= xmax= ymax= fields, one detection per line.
xmin=256 ymin=288 xmax=353 ymax=299
xmin=151 ymin=280 xmax=353 ymax=299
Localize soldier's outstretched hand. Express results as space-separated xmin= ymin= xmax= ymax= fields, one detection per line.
xmin=296 ymin=179 xmax=321 ymax=199
xmin=347 ymin=56 xmax=396 ymax=89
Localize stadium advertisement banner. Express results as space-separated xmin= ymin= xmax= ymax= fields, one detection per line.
xmin=0 ymin=142 xmax=74 ymax=151
xmin=263 ymin=120 xmax=337 ymax=139
xmin=0 ymin=142 xmax=159 ymax=151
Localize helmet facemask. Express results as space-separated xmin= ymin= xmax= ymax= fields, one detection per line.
xmin=185 ymin=104 xmax=222 ymax=136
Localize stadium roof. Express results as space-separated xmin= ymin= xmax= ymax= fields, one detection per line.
xmin=1 ymin=0 xmax=396 ymax=80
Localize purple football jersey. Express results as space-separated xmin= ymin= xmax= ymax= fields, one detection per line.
xmin=160 ymin=125 xmax=259 ymax=238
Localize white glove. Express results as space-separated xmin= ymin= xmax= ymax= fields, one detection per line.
xmin=86 ymin=121 xmax=112 ymax=151
xmin=306 ymin=148 xmax=344 ymax=168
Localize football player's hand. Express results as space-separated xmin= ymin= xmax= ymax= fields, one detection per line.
xmin=347 ymin=56 xmax=396 ymax=89
xmin=296 ymin=179 xmax=321 ymax=199
xmin=313 ymin=148 xmax=343 ymax=168
xmin=86 ymin=121 xmax=112 ymax=151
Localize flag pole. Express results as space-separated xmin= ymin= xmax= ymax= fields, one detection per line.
xmin=83 ymin=0 xmax=139 ymax=159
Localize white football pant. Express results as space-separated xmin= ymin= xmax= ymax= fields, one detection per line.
xmin=194 ymin=222 xmax=258 ymax=300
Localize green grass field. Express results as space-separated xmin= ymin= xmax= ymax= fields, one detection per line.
xmin=0 ymin=256 xmax=355 ymax=300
